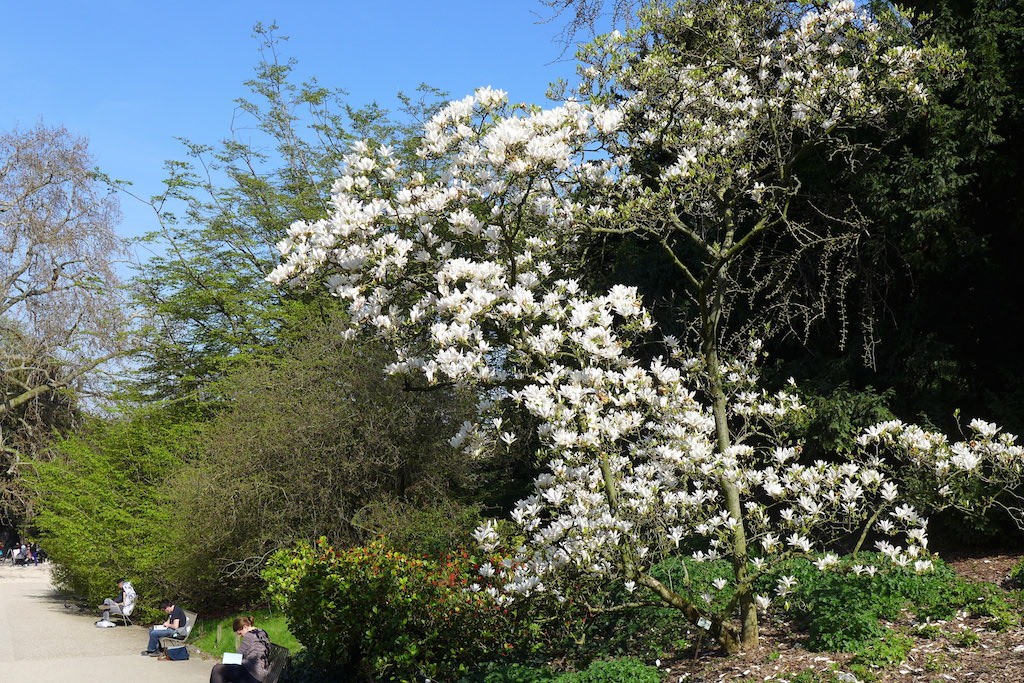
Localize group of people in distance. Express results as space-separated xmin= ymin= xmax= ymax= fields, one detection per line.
xmin=97 ymin=579 xmax=273 ymax=683
xmin=6 ymin=542 xmax=42 ymax=565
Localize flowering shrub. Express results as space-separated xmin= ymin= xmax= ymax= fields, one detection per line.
xmin=263 ymin=539 xmax=537 ymax=682
xmin=264 ymin=0 xmax=998 ymax=654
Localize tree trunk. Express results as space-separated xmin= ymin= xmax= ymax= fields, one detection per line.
xmin=702 ymin=271 xmax=759 ymax=650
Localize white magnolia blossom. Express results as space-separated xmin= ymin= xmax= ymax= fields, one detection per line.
xmin=264 ymin=0 xmax=981 ymax=635
xmin=857 ymin=417 xmax=1024 ymax=523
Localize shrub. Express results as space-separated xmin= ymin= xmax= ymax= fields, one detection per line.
xmin=27 ymin=406 xmax=199 ymax=618
xmin=460 ymin=663 xmax=556 ymax=682
xmin=264 ymin=539 xmax=537 ymax=682
xmin=165 ymin=311 xmax=477 ymax=609
xmin=789 ymin=384 xmax=896 ymax=461
xmin=554 ymin=657 xmax=662 ymax=682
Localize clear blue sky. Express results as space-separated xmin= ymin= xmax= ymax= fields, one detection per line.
xmin=1 ymin=1 xmax=591 ymax=250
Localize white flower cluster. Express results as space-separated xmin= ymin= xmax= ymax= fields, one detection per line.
xmin=576 ymin=0 xmax=928 ymax=236
xmin=858 ymin=418 xmax=1024 ymax=473
xmin=455 ymin=342 xmax=931 ymax=605
xmin=857 ymin=418 xmax=1024 ymax=518
xmin=268 ymin=86 xmax=640 ymax=393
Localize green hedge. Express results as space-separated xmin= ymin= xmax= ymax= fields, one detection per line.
xmin=264 ymin=539 xmax=538 ymax=682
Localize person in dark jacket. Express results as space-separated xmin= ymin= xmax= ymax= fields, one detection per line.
xmin=209 ymin=615 xmax=272 ymax=683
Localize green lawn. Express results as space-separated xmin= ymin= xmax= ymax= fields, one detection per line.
xmin=190 ymin=609 xmax=302 ymax=658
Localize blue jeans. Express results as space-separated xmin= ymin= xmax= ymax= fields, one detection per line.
xmin=148 ymin=627 xmax=177 ymax=651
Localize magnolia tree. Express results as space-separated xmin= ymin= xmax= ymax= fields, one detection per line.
xmin=267 ymin=1 xmax=1014 ymax=652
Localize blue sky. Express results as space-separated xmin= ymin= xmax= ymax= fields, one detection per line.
xmin=1 ymin=1 xmax=590 ymax=252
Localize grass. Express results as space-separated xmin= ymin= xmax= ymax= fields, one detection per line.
xmin=189 ymin=608 xmax=302 ymax=658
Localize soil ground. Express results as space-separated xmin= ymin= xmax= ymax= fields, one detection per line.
xmin=659 ymin=552 xmax=1024 ymax=682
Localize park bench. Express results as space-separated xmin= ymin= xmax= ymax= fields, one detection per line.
xmin=264 ymin=643 xmax=291 ymax=683
xmin=158 ymin=609 xmax=198 ymax=653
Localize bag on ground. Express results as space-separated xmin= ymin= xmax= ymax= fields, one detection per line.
xmin=165 ymin=645 xmax=189 ymax=660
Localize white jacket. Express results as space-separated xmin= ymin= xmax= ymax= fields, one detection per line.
xmin=121 ymin=581 xmax=137 ymax=615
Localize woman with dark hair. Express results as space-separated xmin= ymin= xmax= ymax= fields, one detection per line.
xmin=209 ymin=615 xmax=272 ymax=683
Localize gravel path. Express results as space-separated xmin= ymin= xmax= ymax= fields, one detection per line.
xmin=0 ymin=563 xmax=212 ymax=682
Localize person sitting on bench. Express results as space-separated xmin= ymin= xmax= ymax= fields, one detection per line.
xmin=209 ymin=615 xmax=272 ymax=682
xmin=141 ymin=600 xmax=187 ymax=656
xmin=96 ymin=578 xmax=136 ymax=627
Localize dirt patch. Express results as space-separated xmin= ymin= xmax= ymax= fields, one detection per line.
xmin=945 ymin=551 xmax=1020 ymax=587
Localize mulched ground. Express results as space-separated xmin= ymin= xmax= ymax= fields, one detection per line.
xmin=658 ymin=552 xmax=1024 ymax=682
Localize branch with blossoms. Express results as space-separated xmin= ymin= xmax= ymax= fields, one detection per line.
xmin=857 ymin=418 xmax=1024 ymax=530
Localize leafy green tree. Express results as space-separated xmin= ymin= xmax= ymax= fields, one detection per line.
xmin=127 ymin=24 xmax=445 ymax=404
xmin=161 ymin=307 xmax=476 ymax=609
xmin=26 ymin=405 xmax=201 ymax=609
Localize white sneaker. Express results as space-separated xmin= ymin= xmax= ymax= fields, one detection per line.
xmin=95 ymin=620 xmax=115 ymax=628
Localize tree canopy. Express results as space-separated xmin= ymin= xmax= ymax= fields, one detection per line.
xmin=1 ymin=124 xmax=128 ymax=524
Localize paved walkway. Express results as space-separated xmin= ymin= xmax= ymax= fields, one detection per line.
xmin=0 ymin=563 xmax=211 ymax=681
